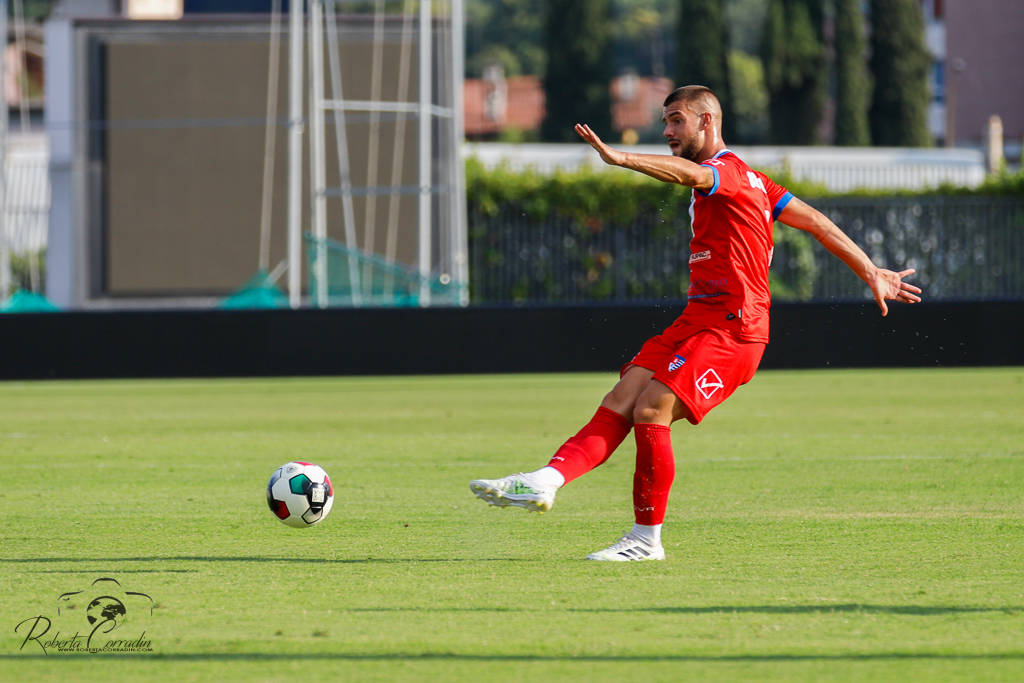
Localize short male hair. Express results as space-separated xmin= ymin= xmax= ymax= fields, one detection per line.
xmin=663 ymin=85 xmax=722 ymax=126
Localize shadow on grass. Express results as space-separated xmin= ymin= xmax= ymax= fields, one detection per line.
xmin=25 ymin=569 xmax=198 ymax=574
xmin=2 ymin=652 xmax=1023 ymax=663
xmin=583 ymin=605 xmax=1024 ymax=616
xmin=0 ymin=557 xmax=524 ymax=564
xmin=343 ymin=605 xmax=1022 ymax=616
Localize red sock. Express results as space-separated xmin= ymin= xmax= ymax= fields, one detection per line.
xmin=632 ymin=423 xmax=675 ymax=525
xmin=546 ymin=406 xmax=632 ymax=484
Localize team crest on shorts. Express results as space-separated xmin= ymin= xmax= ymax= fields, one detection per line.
xmin=695 ymin=368 xmax=724 ymax=399
xmin=668 ymin=355 xmax=686 ymax=372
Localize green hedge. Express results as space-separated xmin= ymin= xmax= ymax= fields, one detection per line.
xmin=10 ymin=250 xmax=46 ymax=294
xmin=465 ymin=159 xmax=1024 ymax=303
xmin=467 ymin=156 xmax=1024 ymax=211
xmin=465 ymin=159 xmax=817 ymax=303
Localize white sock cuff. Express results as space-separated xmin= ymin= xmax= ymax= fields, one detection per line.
xmin=631 ymin=523 xmax=662 ymax=546
xmin=529 ymin=466 xmax=566 ymax=489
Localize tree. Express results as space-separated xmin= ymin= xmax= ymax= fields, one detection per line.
xmin=868 ymin=0 xmax=932 ymax=146
xmin=465 ymin=0 xmax=545 ymax=77
xmin=728 ymin=50 xmax=769 ymax=144
xmin=724 ymin=0 xmax=769 ymax=57
xmin=541 ymin=0 xmax=613 ymax=143
xmin=833 ymin=0 xmax=871 ymax=145
xmin=762 ymin=0 xmax=827 ymax=144
xmin=21 ymin=0 xmax=58 ymax=21
xmin=675 ymin=0 xmax=734 ymax=140
xmin=612 ymin=0 xmax=677 ymax=77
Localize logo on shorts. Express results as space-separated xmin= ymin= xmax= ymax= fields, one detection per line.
xmin=695 ymin=368 xmax=724 ymax=400
xmin=668 ymin=355 xmax=686 ymax=372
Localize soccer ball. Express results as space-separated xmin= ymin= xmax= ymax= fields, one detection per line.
xmin=266 ymin=461 xmax=334 ymax=528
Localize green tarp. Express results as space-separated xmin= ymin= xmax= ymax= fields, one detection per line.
xmin=0 ymin=290 xmax=60 ymax=313
xmin=219 ymin=271 xmax=288 ymax=310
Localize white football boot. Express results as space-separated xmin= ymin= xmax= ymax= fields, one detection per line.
xmin=586 ymin=532 xmax=666 ymax=561
xmin=469 ymin=473 xmax=557 ymax=513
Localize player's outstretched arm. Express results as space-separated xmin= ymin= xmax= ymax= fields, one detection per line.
xmin=777 ymin=197 xmax=923 ymax=316
xmin=573 ymin=123 xmax=716 ymax=191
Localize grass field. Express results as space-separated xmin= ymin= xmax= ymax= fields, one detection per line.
xmin=1 ymin=368 xmax=1022 ymax=682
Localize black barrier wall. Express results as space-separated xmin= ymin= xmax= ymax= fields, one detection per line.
xmin=1 ymin=302 xmax=1021 ymax=380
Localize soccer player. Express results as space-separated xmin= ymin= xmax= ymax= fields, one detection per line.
xmin=469 ymin=85 xmax=922 ymax=561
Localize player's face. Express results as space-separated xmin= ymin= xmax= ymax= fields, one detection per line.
xmin=662 ymin=104 xmax=704 ymax=162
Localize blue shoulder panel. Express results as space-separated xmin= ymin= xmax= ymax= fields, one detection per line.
xmin=696 ymin=164 xmax=721 ymax=197
xmin=772 ymin=191 xmax=794 ymax=219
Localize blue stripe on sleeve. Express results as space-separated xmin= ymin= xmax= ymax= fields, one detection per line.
xmin=696 ymin=165 xmax=720 ymax=197
xmin=772 ymin=191 xmax=794 ymax=219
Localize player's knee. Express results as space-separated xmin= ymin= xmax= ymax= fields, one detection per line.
xmin=632 ymin=382 xmax=681 ymax=425
xmin=601 ymin=386 xmax=634 ymax=416
xmin=632 ymin=401 xmax=667 ymax=425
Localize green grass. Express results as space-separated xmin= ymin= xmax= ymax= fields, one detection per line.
xmin=0 ymin=368 xmax=1022 ymax=682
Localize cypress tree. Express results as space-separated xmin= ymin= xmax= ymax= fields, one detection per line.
xmin=675 ymin=0 xmax=734 ymax=140
xmin=541 ymin=0 xmax=613 ymax=143
xmin=868 ymin=0 xmax=932 ymax=146
xmin=762 ymin=0 xmax=827 ymax=144
xmin=833 ymin=0 xmax=871 ymax=145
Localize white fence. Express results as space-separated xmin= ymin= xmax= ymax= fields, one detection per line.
xmin=465 ymin=142 xmax=988 ymax=192
xmin=1 ymin=132 xmax=49 ymax=296
xmin=4 ymin=132 xmax=49 ymax=253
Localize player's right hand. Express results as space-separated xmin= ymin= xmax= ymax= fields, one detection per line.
xmin=575 ymin=124 xmax=625 ymax=167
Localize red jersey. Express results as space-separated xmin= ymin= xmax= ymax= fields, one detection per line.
xmin=681 ymin=149 xmax=793 ymax=343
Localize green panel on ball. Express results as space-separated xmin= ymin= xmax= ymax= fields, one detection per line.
xmin=289 ymin=473 xmax=310 ymax=495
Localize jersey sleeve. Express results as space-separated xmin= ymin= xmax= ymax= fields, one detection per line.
xmin=696 ymin=155 xmax=743 ymax=198
xmin=757 ymin=171 xmax=794 ymax=220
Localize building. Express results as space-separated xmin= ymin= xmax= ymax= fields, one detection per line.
xmin=463 ymin=71 xmax=672 ymax=143
xmin=940 ymin=0 xmax=1024 ymax=161
xmin=610 ymin=73 xmax=674 ymax=144
xmin=921 ymin=0 xmax=1023 ymax=165
xmin=463 ymin=68 xmax=544 ymax=141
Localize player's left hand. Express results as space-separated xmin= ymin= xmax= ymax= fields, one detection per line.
xmin=871 ymin=268 xmax=922 ymax=316
xmin=574 ymin=123 xmax=626 ymax=167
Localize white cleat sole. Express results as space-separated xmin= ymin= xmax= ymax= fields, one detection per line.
xmin=585 ymin=534 xmax=666 ymax=561
xmin=469 ymin=480 xmax=553 ymax=513
xmin=585 ymin=551 xmax=665 ymax=562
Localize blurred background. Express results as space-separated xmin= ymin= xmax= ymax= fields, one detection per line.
xmin=0 ymin=1 xmax=1021 ymax=374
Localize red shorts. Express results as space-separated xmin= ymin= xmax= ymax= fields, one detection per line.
xmin=622 ymin=322 xmax=766 ymax=425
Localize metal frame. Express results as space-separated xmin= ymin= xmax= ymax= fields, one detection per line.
xmin=301 ymin=0 xmax=465 ymax=308
xmin=44 ymin=9 xmax=465 ymax=309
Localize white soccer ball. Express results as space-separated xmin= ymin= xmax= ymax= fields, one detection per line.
xmin=266 ymin=461 xmax=334 ymax=528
